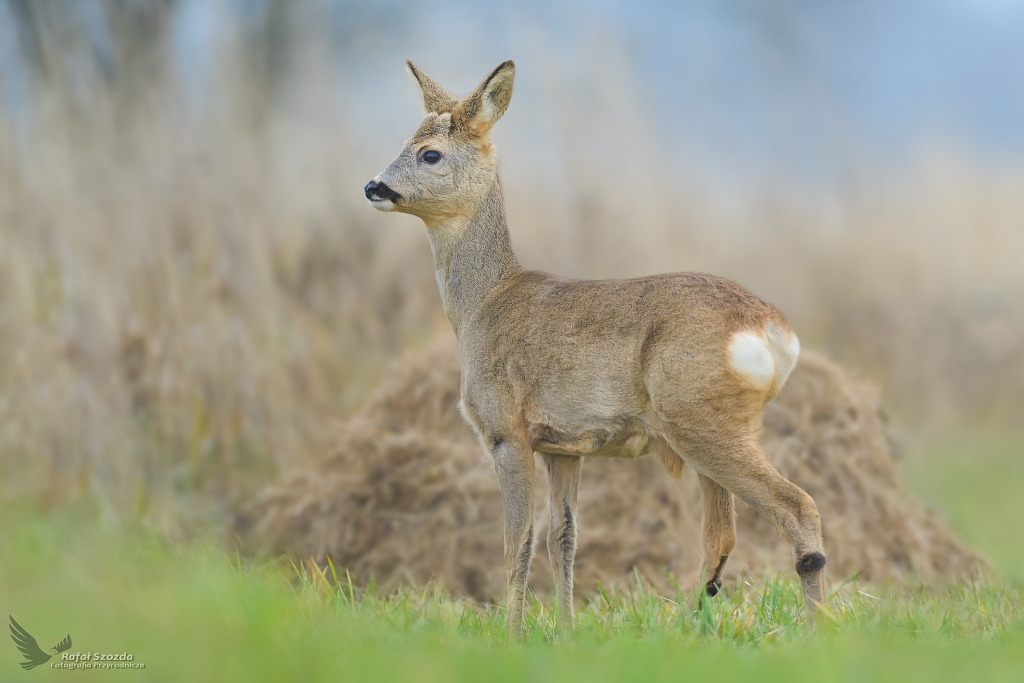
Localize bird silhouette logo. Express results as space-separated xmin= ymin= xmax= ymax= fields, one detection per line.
xmin=9 ymin=616 xmax=72 ymax=670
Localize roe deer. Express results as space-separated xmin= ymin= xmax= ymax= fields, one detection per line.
xmin=364 ymin=60 xmax=826 ymax=639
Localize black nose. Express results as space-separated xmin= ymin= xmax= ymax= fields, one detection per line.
xmin=364 ymin=180 xmax=401 ymax=202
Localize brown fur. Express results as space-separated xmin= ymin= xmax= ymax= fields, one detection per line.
xmin=367 ymin=61 xmax=826 ymax=638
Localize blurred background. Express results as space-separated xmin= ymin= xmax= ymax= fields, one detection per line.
xmin=0 ymin=0 xmax=1022 ymax=563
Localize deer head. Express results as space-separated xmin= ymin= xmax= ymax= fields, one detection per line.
xmin=364 ymin=61 xmax=515 ymax=228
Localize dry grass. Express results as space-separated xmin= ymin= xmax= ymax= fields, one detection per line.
xmin=0 ymin=67 xmax=440 ymax=530
xmin=234 ymin=335 xmax=987 ymax=601
xmin=1 ymin=15 xmax=1022 ymax=534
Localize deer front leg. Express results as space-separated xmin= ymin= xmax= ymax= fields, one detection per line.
xmin=697 ymin=472 xmax=736 ymax=599
xmin=542 ymin=453 xmax=582 ymax=631
xmin=492 ymin=439 xmax=536 ymax=640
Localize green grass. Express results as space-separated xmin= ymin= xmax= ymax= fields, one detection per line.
xmin=1 ymin=507 xmax=1022 ymax=682
xmin=1 ymin=430 xmax=1022 ymax=682
xmin=903 ymin=430 xmax=1024 ymax=580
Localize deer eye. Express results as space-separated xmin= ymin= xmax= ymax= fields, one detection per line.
xmin=421 ymin=150 xmax=442 ymax=164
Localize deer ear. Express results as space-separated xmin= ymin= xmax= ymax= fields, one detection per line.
xmin=406 ymin=61 xmax=459 ymax=114
xmin=454 ymin=60 xmax=515 ymax=136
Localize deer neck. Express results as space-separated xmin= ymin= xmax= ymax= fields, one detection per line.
xmin=426 ymin=180 xmax=522 ymax=336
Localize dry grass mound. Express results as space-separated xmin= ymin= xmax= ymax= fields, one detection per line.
xmin=233 ymin=336 xmax=987 ymax=601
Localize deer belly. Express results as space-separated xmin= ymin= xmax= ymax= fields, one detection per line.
xmin=529 ymin=421 xmax=650 ymax=459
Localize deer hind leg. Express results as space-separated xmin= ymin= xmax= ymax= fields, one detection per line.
xmin=670 ymin=432 xmax=826 ymax=610
xmin=697 ymin=472 xmax=736 ymax=598
xmin=542 ymin=453 xmax=582 ymax=631
xmin=492 ymin=439 xmax=536 ymax=640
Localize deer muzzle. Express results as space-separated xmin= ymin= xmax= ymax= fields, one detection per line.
xmin=364 ymin=179 xmax=402 ymax=210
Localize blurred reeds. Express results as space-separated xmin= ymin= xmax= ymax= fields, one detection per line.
xmin=1 ymin=2 xmax=1022 ymax=532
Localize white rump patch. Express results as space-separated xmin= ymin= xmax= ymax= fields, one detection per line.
xmin=728 ymin=331 xmax=775 ymax=388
